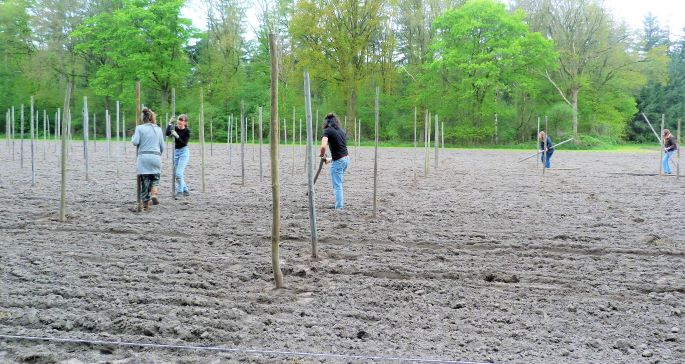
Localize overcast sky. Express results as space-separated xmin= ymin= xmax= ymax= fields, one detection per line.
xmin=182 ymin=0 xmax=685 ymax=40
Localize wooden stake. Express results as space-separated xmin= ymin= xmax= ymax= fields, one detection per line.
xmin=259 ymin=107 xmax=263 ymax=182
xmin=210 ymin=116 xmax=214 ymax=156
xmin=304 ymin=71 xmax=318 ymax=258
xmin=677 ymin=118 xmax=681 ymax=179
xmin=292 ymin=107 xmax=295 ymax=175
xmin=413 ymin=106 xmax=417 ymax=179
xmin=30 ymin=97 xmax=35 ymax=185
xmin=543 ymin=116 xmax=548 ymax=175
xmin=441 ymin=121 xmax=445 ymax=151
xmin=59 ymin=83 xmax=72 ymax=222
xmin=373 ymin=87 xmax=379 ymax=218
xmin=171 ymin=88 xmax=176 ymax=197
xmin=424 ymin=110 xmax=428 ymax=176
xmin=93 ymin=112 xmax=97 ymax=152
xmin=116 ymin=101 xmax=120 ymax=177
xmin=136 ymin=80 xmax=141 ymax=212
xmin=20 ymin=104 xmax=24 ymax=169
xmin=268 ymin=33 xmax=284 ymax=288
xmin=660 ymin=114 xmax=664 ymax=176
xmin=43 ymin=109 xmax=47 ymax=161
xmin=536 ymin=116 xmax=540 ymax=170
xmin=200 ymin=88 xmax=206 ymax=192
xmin=228 ymin=114 xmax=232 ymax=164
xmin=240 ymin=101 xmax=245 ymax=186
xmin=83 ymin=97 xmax=89 ymax=181
xmin=106 ymin=109 xmax=111 ymax=161
xmin=252 ymin=115 xmax=255 ymax=161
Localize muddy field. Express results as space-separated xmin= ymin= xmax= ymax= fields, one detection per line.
xmin=1 ymin=140 xmax=684 ymax=363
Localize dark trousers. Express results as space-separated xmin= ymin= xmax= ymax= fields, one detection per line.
xmin=139 ymin=174 xmax=160 ymax=202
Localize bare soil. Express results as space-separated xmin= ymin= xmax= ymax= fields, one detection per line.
xmin=1 ymin=141 xmax=684 ymax=363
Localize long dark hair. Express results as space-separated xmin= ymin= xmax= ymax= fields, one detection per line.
xmin=323 ymin=112 xmax=339 ymax=129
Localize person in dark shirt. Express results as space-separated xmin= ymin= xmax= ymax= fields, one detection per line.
xmin=319 ymin=112 xmax=349 ymax=209
xmin=538 ymin=131 xmax=554 ymax=169
xmin=663 ymin=129 xmax=678 ymax=174
xmin=166 ymin=114 xmax=191 ymax=197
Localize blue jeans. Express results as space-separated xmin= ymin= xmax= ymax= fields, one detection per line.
xmin=174 ymin=147 xmax=190 ymax=192
xmin=330 ymin=157 xmax=349 ymax=209
xmin=541 ymin=149 xmax=554 ymax=168
xmin=663 ymin=150 xmax=675 ymax=174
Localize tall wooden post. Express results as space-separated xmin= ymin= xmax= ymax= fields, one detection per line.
xmin=43 ymin=110 xmax=47 ymax=160
xmin=441 ymin=121 xmax=445 ymax=151
xmin=259 ymin=107 xmax=263 ymax=182
xmin=11 ymin=107 xmax=15 ymax=160
xmin=170 ymin=88 xmax=176 ymax=197
xmin=536 ymin=116 xmax=540 ymax=170
xmin=660 ymin=114 xmax=665 ymax=176
xmin=373 ymin=87 xmax=380 ymax=218
xmin=543 ymin=116 xmax=548 ymax=175
xmin=677 ymin=118 xmax=681 ymax=179
xmin=228 ymin=114 xmax=232 ymax=164
xmin=292 ymin=107 xmax=296 ymax=175
xmin=494 ymin=113 xmax=499 ymax=144
xmin=424 ymin=110 xmax=429 ymax=176
xmin=413 ymin=106 xmax=417 ymax=179
xmin=136 ymin=80 xmax=141 ymax=212
xmin=240 ymin=101 xmax=245 ymax=186
xmin=30 ymin=97 xmax=35 ymax=185
xmin=116 ymin=100 xmax=120 ymax=177
xmin=20 ymin=104 xmax=24 ymax=168
xmin=252 ymin=115 xmax=255 ymax=161
xmin=83 ymin=97 xmax=89 ymax=181
xmin=269 ymin=33 xmax=284 ymax=288
xmin=304 ymin=71 xmax=318 ymax=258
xmin=200 ymin=88 xmax=206 ymax=192
xmin=59 ymin=83 xmax=72 ymax=222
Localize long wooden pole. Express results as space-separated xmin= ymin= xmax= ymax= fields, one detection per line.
xmin=43 ymin=109 xmax=47 ymax=160
xmin=543 ymin=116 xmax=548 ymax=175
xmin=536 ymin=116 xmax=540 ymax=170
xmin=30 ymin=97 xmax=35 ymax=185
xmin=252 ymin=115 xmax=255 ymax=161
xmin=228 ymin=114 xmax=232 ymax=164
xmin=304 ymin=71 xmax=318 ymax=258
xmin=209 ymin=116 xmax=214 ymax=156
xmin=116 ymin=100 xmax=120 ymax=177
xmin=136 ymin=81 xmax=141 ymax=212
xmin=441 ymin=121 xmax=445 ymax=151
xmin=269 ymin=33 xmax=284 ymax=288
xmin=200 ymin=88 xmax=206 ymax=192
xmin=171 ymin=88 xmax=176 ymax=197
xmin=241 ymin=101 xmax=245 ymax=186
xmin=660 ymin=114 xmax=664 ymax=176
xmin=20 ymin=104 xmax=24 ymax=168
xmin=83 ymin=96 xmax=89 ymax=181
xmin=677 ymin=118 xmax=681 ymax=179
xmin=259 ymin=107 xmax=263 ymax=182
xmin=59 ymin=83 xmax=72 ymax=222
xmin=424 ymin=110 xmax=428 ymax=176
xmin=373 ymin=87 xmax=379 ymax=218
xmin=413 ymin=106 xmax=417 ymax=179
xmin=292 ymin=107 xmax=296 ymax=175
xmin=93 ymin=112 xmax=97 ymax=152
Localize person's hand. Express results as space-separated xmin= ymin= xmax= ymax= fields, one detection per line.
xmin=171 ymin=130 xmax=179 ymax=139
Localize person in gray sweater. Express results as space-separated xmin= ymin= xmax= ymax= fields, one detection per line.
xmin=132 ymin=108 xmax=164 ymax=211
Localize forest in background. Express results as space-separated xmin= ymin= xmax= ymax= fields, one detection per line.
xmin=0 ymin=0 xmax=683 ymax=147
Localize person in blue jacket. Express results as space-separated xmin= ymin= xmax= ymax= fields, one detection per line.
xmin=538 ymin=131 xmax=554 ymax=169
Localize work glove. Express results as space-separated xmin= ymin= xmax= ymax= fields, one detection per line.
xmin=171 ymin=130 xmax=179 ymax=139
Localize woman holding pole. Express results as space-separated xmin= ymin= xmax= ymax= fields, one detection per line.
xmin=663 ymin=129 xmax=678 ymax=174
xmin=132 ymin=108 xmax=164 ymax=211
xmin=538 ymin=131 xmax=554 ymax=169
xmin=166 ymin=114 xmax=191 ymax=197
xmin=319 ymin=113 xmax=349 ymax=209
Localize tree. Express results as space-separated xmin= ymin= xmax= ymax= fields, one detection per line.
xmin=73 ymin=0 xmax=193 ymax=110
xmin=290 ymin=0 xmax=385 ymax=126
xmin=429 ymin=0 xmax=555 ymax=133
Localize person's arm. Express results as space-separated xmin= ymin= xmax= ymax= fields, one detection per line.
xmin=131 ymin=126 xmax=140 ymax=146
xmin=165 ymin=123 xmax=173 ymax=137
xmin=319 ymin=136 xmax=328 ymax=157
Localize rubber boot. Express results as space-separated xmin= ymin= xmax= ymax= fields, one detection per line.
xmin=150 ymin=187 xmax=160 ymax=205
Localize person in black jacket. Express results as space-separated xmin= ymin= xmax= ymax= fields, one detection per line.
xmin=166 ymin=114 xmax=191 ymax=197
xmin=319 ymin=113 xmax=349 ymax=209
xmin=663 ymin=129 xmax=678 ymax=174
xmin=538 ymin=131 xmax=554 ymax=169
